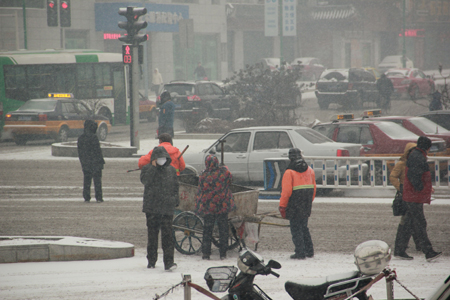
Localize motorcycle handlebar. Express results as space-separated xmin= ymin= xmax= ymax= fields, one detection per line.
xmin=270 ymin=270 xmax=280 ymax=278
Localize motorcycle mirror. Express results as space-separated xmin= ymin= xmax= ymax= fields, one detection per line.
xmin=266 ymin=260 xmax=281 ymax=269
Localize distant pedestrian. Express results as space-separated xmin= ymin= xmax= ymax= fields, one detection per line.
xmin=194 ymin=62 xmax=207 ymax=80
xmin=376 ymin=73 xmax=394 ymax=109
xmin=429 ymin=91 xmax=443 ymax=111
xmin=152 ymin=68 xmax=163 ymax=95
xmin=195 ymin=155 xmax=236 ymax=260
xmin=138 ymin=133 xmax=186 ymax=175
xmin=140 ymin=146 xmax=179 ymax=271
xmin=279 ymin=148 xmax=316 ymax=259
xmin=77 ymin=119 xmax=105 ymax=203
xmin=390 ymin=142 xmax=421 ymax=259
xmin=158 ymin=90 xmax=176 ymax=138
xmin=402 ymin=136 xmax=442 ymax=262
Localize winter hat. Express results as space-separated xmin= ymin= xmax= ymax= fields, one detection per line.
xmin=288 ymin=148 xmax=302 ymax=160
xmin=417 ymin=136 xmax=432 ymax=150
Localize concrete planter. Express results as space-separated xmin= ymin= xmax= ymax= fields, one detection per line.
xmin=51 ymin=142 xmax=137 ymax=157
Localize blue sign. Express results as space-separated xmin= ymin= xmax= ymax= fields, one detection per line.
xmin=95 ymin=2 xmax=189 ymax=32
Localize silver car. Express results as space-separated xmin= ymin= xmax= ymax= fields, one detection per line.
xmin=182 ymin=126 xmax=365 ymax=184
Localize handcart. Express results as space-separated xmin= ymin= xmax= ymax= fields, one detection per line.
xmin=173 ymin=175 xmax=261 ymax=255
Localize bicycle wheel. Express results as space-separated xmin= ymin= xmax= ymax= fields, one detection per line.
xmin=211 ymin=221 xmax=241 ymax=251
xmin=172 ymin=211 xmax=204 ymax=255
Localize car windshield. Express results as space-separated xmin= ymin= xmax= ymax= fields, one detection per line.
xmin=386 ymin=70 xmax=408 ymax=77
xmin=320 ymin=70 xmax=348 ymax=81
xmin=374 ymin=122 xmax=418 ymax=139
xmin=165 ymin=84 xmax=195 ymax=96
xmin=295 ymin=128 xmax=333 ymax=143
xmin=17 ymin=100 xmax=57 ymax=111
xmin=382 ymin=56 xmax=401 ymax=63
xmin=408 ymin=117 xmax=449 ymax=134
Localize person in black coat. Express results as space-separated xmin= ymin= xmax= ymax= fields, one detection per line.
xmin=77 ymin=119 xmax=105 ymax=203
xmin=140 ymin=146 xmax=179 ymax=271
xmin=376 ymin=73 xmax=394 ymax=109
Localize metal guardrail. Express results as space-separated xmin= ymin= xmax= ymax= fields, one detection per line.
xmin=304 ymin=155 xmax=450 ymax=190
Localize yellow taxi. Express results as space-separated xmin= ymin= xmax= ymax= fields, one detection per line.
xmin=3 ymin=93 xmax=111 ymax=145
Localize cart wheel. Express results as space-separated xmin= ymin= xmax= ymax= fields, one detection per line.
xmin=212 ymin=222 xmax=241 ymax=251
xmin=173 ymin=212 xmax=204 ymax=255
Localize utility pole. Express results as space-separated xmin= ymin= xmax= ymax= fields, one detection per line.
xmin=22 ymin=0 xmax=27 ymax=49
xmin=402 ymin=0 xmax=406 ymax=68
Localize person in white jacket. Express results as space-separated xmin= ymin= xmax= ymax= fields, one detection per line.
xmin=152 ymin=68 xmax=163 ymax=95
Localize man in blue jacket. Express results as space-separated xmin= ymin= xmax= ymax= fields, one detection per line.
xmin=158 ymin=91 xmax=176 ymax=138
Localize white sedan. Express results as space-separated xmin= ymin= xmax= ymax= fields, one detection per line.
xmin=182 ymin=126 xmax=366 ymax=184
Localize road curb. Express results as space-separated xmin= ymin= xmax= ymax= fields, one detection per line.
xmin=0 ymin=236 xmax=134 ymax=263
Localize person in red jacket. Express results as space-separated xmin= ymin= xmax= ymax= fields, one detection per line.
xmin=138 ymin=134 xmax=186 ymax=175
xmin=279 ymin=148 xmax=316 ymax=259
xmin=402 ymin=136 xmax=441 ymax=262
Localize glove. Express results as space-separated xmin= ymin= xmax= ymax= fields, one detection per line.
xmin=279 ymin=206 xmax=286 ymax=219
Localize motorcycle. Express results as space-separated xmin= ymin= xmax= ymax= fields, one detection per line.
xmin=203 ymin=240 xmax=391 ymax=300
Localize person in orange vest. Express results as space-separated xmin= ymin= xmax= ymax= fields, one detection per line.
xmin=138 ymin=133 xmax=186 ymax=175
xmin=279 ymin=148 xmax=316 ymax=260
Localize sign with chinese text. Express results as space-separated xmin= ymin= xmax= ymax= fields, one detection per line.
xmin=282 ymin=0 xmax=296 ymax=36
xmin=95 ymin=2 xmax=189 ymax=33
xmin=265 ymin=0 xmax=278 ymax=37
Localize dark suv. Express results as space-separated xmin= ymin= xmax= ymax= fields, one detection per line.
xmin=315 ymin=68 xmax=379 ymax=109
xmin=158 ymin=81 xmax=235 ymax=132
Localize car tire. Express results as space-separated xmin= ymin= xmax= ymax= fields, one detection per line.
xmin=97 ymin=124 xmax=108 ymax=141
xmin=57 ymin=126 xmax=69 ymax=142
xmin=98 ymin=107 xmax=113 ymax=124
xmin=14 ymin=135 xmax=27 ymax=145
xmin=409 ymin=84 xmax=419 ymax=100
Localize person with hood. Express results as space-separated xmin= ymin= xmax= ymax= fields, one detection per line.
xmin=138 ymin=133 xmax=185 ymax=175
xmin=140 ymin=146 xmax=179 ymax=270
xmin=77 ymin=119 xmax=105 ymax=203
xmin=195 ymin=155 xmax=236 ymax=260
xmin=402 ymin=136 xmax=442 ymax=262
xmin=429 ymin=90 xmax=443 ymax=111
xmin=151 ymin=68 xmax=163 ymax=95
xmin=279 ymin=148 xmax=316 ymax=259
xmin=158 ymin=90 xmax=176 ymax=138
xmin=389 ymin=143 xmax=421 ymax=259
xmin=376 ymin=73 xmax=394 ymax=109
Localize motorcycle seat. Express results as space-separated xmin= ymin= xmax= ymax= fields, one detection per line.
xmin=285 ymin=271 xmax=360 ymax=300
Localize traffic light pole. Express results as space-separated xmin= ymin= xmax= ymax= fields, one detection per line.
xmin=130 ymin=45 xmax=140 ymax=149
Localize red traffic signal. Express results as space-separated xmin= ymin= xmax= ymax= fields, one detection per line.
xmin=60 ymin=0 xmax=71 ymax=27
xmin=47 ymin=0 xmax=58 ymax=27
xmin=118 ymin=7 xmax=148 ymax=45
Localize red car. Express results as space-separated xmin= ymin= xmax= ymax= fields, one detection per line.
xmin=312 ymin=118 xmax=448 ymax=183
xmin=291 ymin=57 xmax=325 ymax=80
xmin=385 ymin=68 xmax=435 ymax=100
xmin=366 ymin=115 xmax=450 ymax=155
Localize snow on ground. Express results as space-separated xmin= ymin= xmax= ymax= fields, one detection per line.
xmin=1 ymin=247 xmax=449 ymax=300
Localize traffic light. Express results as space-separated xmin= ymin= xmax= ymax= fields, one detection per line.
xmin=122 ymin=44 xmax=133 ymax=64
xmin=60 ymin=0 xmax=71 ymax=27
xmin=47 ymin=0 xmax=58 ymax=27
xmin=118 ymin=7 xmax=148 ymax=45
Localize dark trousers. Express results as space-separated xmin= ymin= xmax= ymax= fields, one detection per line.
xmin=145 ymin=213 xmax=174 ymax=268
xmin=394 ymin=214 xmax=421 ymax=254
xmin=202 ymin=213 xmax=229 ymax=257
xmin=158 ymin=126 xmax=174 ymax=138
xmin=396 ymin=202 xmax=433 ymax=255
xmin=82 ymin=168 xmax=102 ymax=201
xmin=289 ymin=216 xmax=313 ymax=258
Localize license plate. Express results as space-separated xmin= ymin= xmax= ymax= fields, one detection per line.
xmin=18 ymin=116 xmax=32 ymax=121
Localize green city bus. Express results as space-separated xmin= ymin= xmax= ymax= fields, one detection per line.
xmin=0 ymin=49 xmax=129 ymax=132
